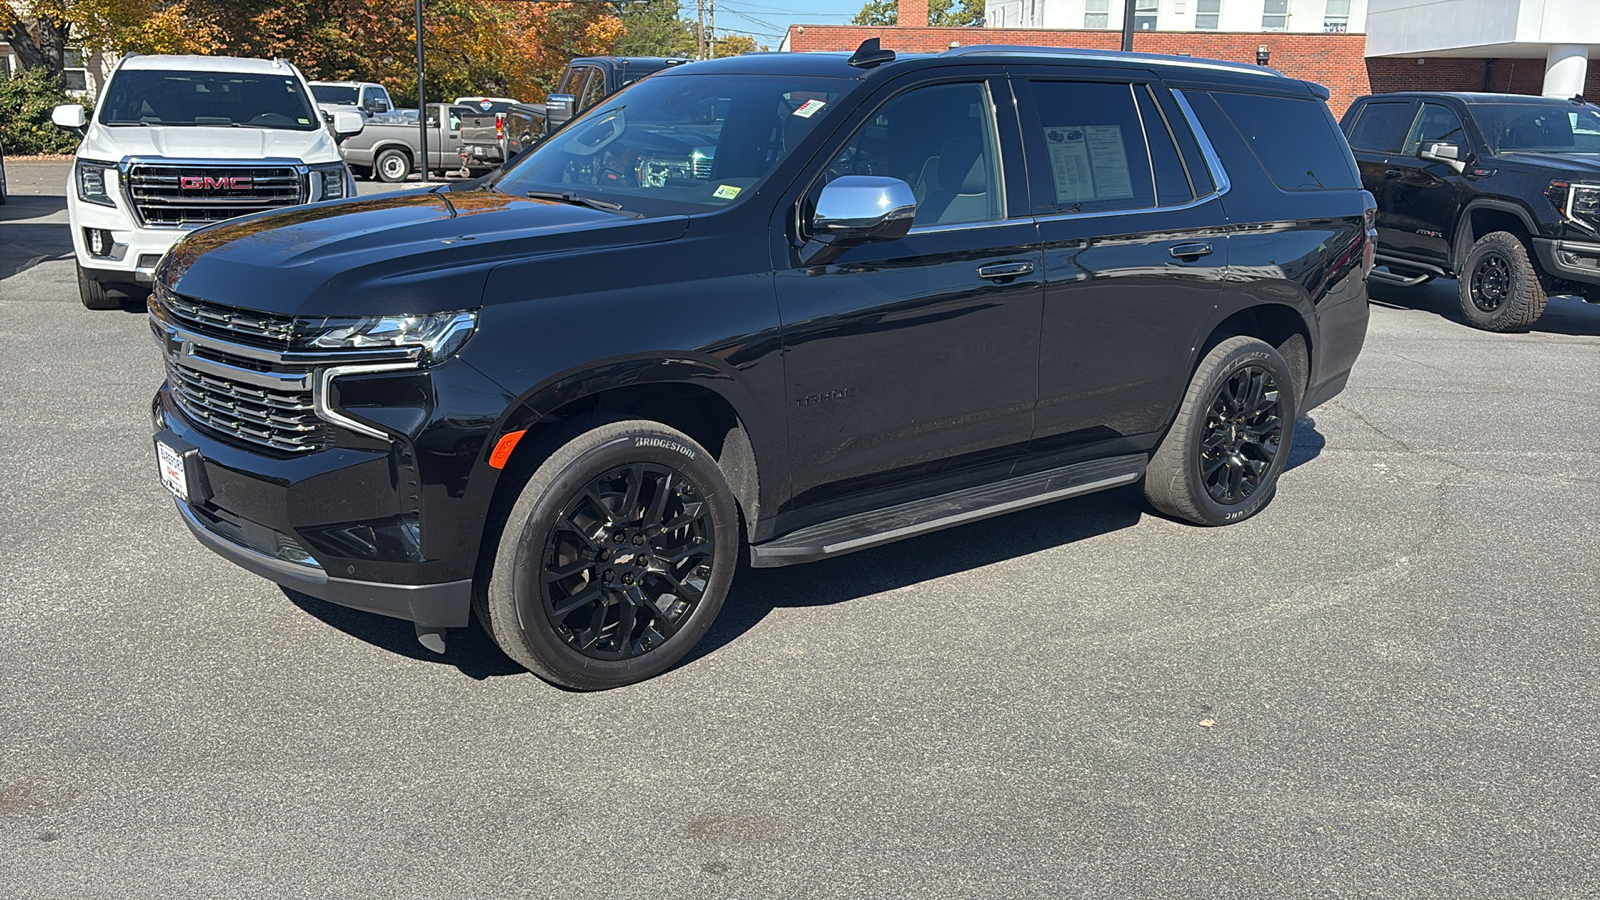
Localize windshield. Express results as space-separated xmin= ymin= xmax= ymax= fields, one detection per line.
xmin=311 ymin=85 xmax=358 ymax=105
xmin=1476 ymin=103 xmax=1600 ymax=153
xmin=101 ymin=70 xmax=320 ymax=130
xmin=490 ymin=73 xmax=851 ymax=217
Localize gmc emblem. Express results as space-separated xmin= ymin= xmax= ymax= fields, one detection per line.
xmin=181 ymin=176 xmax=253 ymax=190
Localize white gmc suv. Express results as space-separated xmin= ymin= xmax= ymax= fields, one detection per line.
xmin=53 ymin=54 xmax=361 ymax=309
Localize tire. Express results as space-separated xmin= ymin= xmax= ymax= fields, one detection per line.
xmin=479 ymin=420 xmax=739 ymax=690
xmin=348 ymin=165 xmax=372 ymax=181
xmin=77 ymin=263 xmax=121 ymax=310
xmin=374 ymin=148 xmax=412 ymax=183
xmin=1145 ymin=336 xmax=1297 ymax=527
xmin=1457 ymin=231 xmax=1547 ymax=332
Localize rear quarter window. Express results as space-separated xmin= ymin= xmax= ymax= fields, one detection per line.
xmin=1210 ymin=91 xmax=1360 ymax=191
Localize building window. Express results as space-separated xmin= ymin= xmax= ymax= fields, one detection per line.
xmin=61 ymin=48 xmax=89 ymax=93
xmin=1195 ymin=0 xmax=1220 ymax=30
xmin=1262 ymin=0 xmax=1288 ymax=31
xmin=1084 ymin=0 xmax=1109 ymax=29
xmin=1134 ymin=0 xmax=1158 ymax=30
xmin=1323 ymin=0 xmax=1350 ymax=32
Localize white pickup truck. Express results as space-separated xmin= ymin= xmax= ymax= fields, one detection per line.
xmin=53 ymin=54 xmax=362 ymax=309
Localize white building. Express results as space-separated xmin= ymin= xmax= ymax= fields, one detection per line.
xmin=1366 ymin=0 xmax=1599 ymax=97
xmin=984 ymin=0 xmax=1370 ymax=33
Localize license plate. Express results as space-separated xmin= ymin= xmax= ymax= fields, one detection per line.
xmin=157 ymin=440 xmax=188 ymax=502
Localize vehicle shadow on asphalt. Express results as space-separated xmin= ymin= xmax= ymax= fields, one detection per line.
xmin=1370 ymin=277 xmax=1600 ymax=337
xmin=0 ymin=195 xmax=72 ymax=282
xmin=283 ymin=418 xmax=1330 ymax=682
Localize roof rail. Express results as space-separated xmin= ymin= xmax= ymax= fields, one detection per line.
xmin=942 ymin=44 xmax=1284 ymax=79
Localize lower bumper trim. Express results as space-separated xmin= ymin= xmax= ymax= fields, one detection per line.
xmin=175 ymin=498 xmax=472 ymax=628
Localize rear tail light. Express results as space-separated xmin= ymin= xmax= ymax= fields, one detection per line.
xmin=496 ymin=112 xmax=505 ymax=141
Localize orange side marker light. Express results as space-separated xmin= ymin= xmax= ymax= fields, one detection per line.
xmin=489 ymin=429 xmax=527 ymax=469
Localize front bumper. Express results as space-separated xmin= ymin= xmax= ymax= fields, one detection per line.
xmin=172 ymin=494 xmax=471 ymax=628
xmin=1533 ymin=237 xmax=1600 ymax=288
xmin=70 ymin=196 xmax=183 ymax=284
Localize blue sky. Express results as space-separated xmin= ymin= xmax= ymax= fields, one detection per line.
xmin=688 ymin=0 xmax=867 ymax=46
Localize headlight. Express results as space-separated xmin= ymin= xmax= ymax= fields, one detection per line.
xmin=301 ymin=310 xmax=478 ymax=363
xmin=76 ymin=159 xmax=116 ymax=207
xmin=1547 ymin=180 xmax=1600 ymax=232
xmin=310 ymin=162 xmax=351 ymax=201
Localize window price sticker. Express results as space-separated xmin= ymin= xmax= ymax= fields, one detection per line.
xmin=792 ymin=99 xmax=827 ymax=118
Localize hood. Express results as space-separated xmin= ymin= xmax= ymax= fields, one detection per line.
xmin=1495 ymin=151 xmax=1600 ymax=177
xmin=80 ymin=122 xmax=342 ymax=165
xmin=161 ymin=190 xmax=689 ymax=317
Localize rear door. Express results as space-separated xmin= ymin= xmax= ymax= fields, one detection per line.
xmin=1014 ymin=71 xmax=1230 ymax=467
xmin=1342 ymin=98 xmax=1420 ymax=252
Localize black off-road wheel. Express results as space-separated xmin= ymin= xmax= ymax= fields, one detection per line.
xmin=478 ymin=420 xmax=739 ymax=690
xmin=1458 ymin=231 xmax=1547 ymax=332
xmin=1145 ymin=336 xmax=1297 ymax=527
xmin=77 ymin=263 xmax=121 ymax=310
xmin=374 ymin=148 xmax=412 ymax=183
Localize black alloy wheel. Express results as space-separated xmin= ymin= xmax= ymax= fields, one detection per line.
xmin=1469 ymin=251 xmax=1510 ymax=313
xmin=479 ymin=420 xmax=738 ymax=690
xmin=531 ymin=462 xmax=714 ymax=661
xmin=1144 ymin=336 xmax=1298 ymax=527
xmin=1199 ymin=365 xmax=1283 ymax=505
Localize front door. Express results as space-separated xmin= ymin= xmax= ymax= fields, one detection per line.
xmin=774 ymin=74 xmax=1042 ymax=521
xmin=1383 ymin=100 xmax=1471 ymax=263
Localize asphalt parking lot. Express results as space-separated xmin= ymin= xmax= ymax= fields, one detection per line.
xmin=2 ymin=159 xmax=1597 ymax=898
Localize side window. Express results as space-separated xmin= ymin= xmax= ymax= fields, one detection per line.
xmin=1211 ymin=91 xmax=1360 ymax=191
xmin=820 ymin=81 xmax=1003 ymax=229
xmin=1347 ymin=100 xmax=1417 ymax=153
xmin=371 ymin=87 xmax=392 ymax=113
xmin=1402 ymin=102 xmax=1465 ymax=156
xmin=579 ymin=68 xmax=609 ymax=112
xmin=1023 ymin=80 xmax=1156 ymax=214
xmin=561 ymin=67 xmax=591 ymax=101
xmin=1135 ymin=86 xmax=1194 ymax=206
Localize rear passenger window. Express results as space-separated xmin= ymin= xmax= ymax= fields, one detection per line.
xmin=1211 ymin=91 xmax=1360 ymax=190
xmin=1135 ymin=86 xmax=1194 ymax=205
xmin=1023 ymin=81 xmax=1156 ymax=214
xmin=1347 ymin=100 xmax=1416 ymax=152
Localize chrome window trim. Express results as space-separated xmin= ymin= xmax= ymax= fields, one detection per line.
xmin=1171 ymin=90 xmax=1232 ymax=196
xmin=908 ymin=217 xmax=1026 ymax=235
xmin=1033 ymin=190 xmax=1223 ymax=224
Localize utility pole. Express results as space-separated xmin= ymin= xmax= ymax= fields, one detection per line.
xmin=1121 ymin=0 xmax=1135 ymax=51
xmin=709 ymin=0 xmax=716 ymax=58
xmin=416 ymin=0 xmax=428 ymax=182
xmin=696 ymin=0 xmax=706 ymax=60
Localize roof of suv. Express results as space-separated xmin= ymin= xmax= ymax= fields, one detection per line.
xmin=660 ymin=46 xmax=1290 ymax=82
xmin=120 ymin=54 xmax=300 ymax=75
xmin=1354 ymin=91 xmax=1591 ymax=106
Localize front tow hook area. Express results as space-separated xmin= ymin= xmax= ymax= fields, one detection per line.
xmin=415 ymin=624 xmax=448 ymax=653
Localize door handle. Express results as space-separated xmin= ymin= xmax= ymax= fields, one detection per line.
xmin=1169 ymin=242 xmax=1213 ymax=260
xmin=977 ymin=261 xmax=1035 ymax=281
xmin=1385 ymin=169 xmax=1405 ymax=177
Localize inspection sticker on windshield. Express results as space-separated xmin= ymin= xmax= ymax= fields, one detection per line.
xmin=792 ymin=99 xmax=827 ymax=118
xmin=713 ymin=185 xmax=742 ymax=200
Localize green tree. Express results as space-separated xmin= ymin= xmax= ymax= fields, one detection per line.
xmin=851 ymin=0 xmax=984 ymax=26
xmin=613 ymin=0 xmax=696 ymax=58
xmin=0 ymin=66 xmax=82 ymax=154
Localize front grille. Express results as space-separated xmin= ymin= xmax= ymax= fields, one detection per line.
xmin=158 ymin=291 xmax=296 ymax=349
xmin=126 ymin=163 xmax=305 ymax=227
xmin=166 ymin=359 xmax=328 ymax=454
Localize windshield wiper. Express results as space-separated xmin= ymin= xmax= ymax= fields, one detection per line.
xmin=524 ymin=190 xmax=638 ymax=216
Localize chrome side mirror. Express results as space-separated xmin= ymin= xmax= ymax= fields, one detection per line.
xmin=1419 ymin=141 xmax=1466 ymax=174
xmin=813 ymin=176 xmax=917 ymax=242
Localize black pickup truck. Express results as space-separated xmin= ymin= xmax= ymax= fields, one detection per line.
xmin=1341 ymin=91 xmax=1600 ymax=331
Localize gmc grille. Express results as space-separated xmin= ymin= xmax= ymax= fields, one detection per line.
xmin=126 ymin=163 xmax=306 ymax=228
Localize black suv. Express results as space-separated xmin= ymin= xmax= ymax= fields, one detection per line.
xmin=1342 ymin=91 xmax=1600 ymax=331
xmin=150 ymin=44 xmax=1372 ymax=689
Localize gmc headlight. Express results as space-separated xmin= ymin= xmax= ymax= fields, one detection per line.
xmin=1547 ymin=180 xmax=1600 ymax=233
xmin=311 ymin=162 xmax=352 ymax=201
xmin=76 ymin=159 xmax=116 ymax=207
xmin=302 ymin=310 xmax=478 ymax=363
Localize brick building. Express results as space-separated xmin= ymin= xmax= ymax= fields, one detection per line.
xmin=780 ymin=0 xmax=1600 ymax=118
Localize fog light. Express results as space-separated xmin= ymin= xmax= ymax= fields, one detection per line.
xmin=85 ymin=228 xmax=113 ymax=258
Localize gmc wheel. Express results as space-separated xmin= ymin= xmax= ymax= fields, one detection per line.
xmin=1458 ymin=231 xmax=1548 ymax=332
